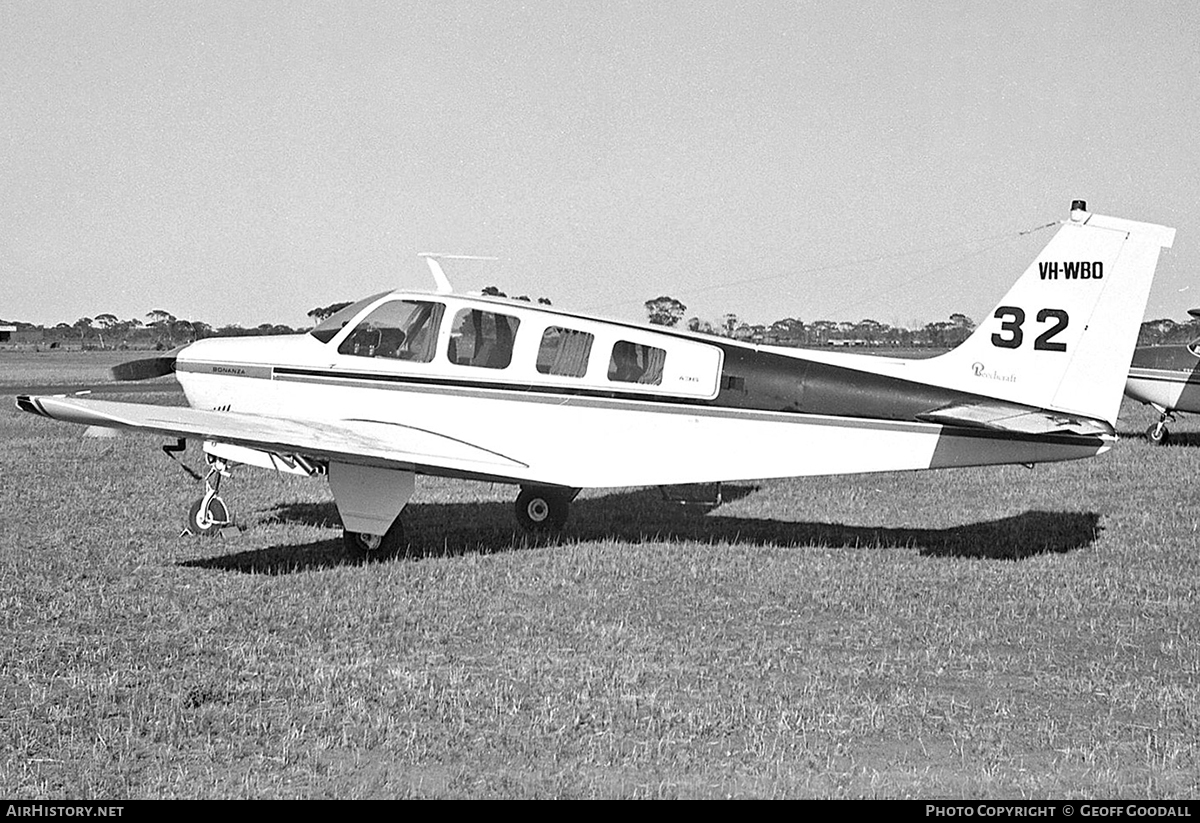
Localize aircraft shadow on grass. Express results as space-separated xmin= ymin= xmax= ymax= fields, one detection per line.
xmin=1124 ymin=429 xmax=1200 ymax=448
xmin=182 ymin=485 xmax=1102 ymax=575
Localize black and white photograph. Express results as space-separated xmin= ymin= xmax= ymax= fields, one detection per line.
xmin=2 ymin=1 xmax=1198 ymax=801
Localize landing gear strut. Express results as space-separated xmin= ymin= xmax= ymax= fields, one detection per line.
xmin=184 ymin=457 xmax=234 ymax=536
xmin=515 ymin=486 xmax=579 ymax=532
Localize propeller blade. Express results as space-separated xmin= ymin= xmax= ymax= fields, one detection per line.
xmin=110 ymin=349 xmax=181 ymax=381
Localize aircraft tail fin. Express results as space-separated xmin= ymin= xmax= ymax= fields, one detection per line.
xmin=913 ymin=201 xmax=1175 ymax=427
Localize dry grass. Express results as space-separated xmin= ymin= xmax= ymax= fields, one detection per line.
xmin=1 ymin=356 xmax=1197 ymax=798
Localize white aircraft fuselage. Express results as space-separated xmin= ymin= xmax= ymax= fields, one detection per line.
xmin=174 ymin=293 xmax=1108 ymax=491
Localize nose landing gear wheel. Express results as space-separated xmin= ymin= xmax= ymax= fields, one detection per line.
xmin=343 ymin=519 xmax=406 ymax=561
xmin=183 ymin=456 xmax=234 ymax=537
xmin=515 ymin=487 xmax=572 ymax=532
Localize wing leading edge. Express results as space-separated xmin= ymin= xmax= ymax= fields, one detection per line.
xmin=16 ymin=395 xmax=531 ymax=480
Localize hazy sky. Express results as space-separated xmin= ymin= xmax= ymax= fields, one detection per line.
xmin=3 ymin=1 xmax=1198 ymax=330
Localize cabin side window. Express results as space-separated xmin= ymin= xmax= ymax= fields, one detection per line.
xmin=608 ymin=340 xmax=666 ymax=385
xmin=336 ymin=300 xmax=444 ymax=363
xmin=448 ymin=308 xmax=521 ymax=370
xmin=536 ymin=327 xmax=594 ymax=377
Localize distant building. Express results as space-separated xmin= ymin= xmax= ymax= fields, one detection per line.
xmin=0 ymin=325 xmax=45 ymax=344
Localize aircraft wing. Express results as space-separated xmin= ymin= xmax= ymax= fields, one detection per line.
xmin=916 ymin=402 xmax=1114 ymax=437
xmin=15 ymin=395 xmax=531 ymax=479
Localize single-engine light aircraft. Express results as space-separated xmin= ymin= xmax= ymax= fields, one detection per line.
xmin=16 ymin=201 xmax=1175 ymax=557
xmin=1124 ymin=308 xmax=1200 ymax=445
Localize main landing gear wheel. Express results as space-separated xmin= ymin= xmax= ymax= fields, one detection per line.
xmin=1146 ymin=421 xmax=1170 ymax=446
xmin=186 ymin=496 xmax=232 ymax=536
xmin=1145 ymin=406 xmax=1175 ymax=446
xmin=515 ymin=487 xmax=573 ymax=532
xmin=343 ymin=519 xmax=406 ymax=561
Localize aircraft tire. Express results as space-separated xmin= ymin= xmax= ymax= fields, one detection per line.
xmin=515 ymin=487 xmax=570 ymax=532
xmin=186 ymin=496 xmax=231 ymax=537
xmin=1146 ymin=423 xmax=1170 ymax=446
xmin=343 ymin=519 xmax=406 ymax=561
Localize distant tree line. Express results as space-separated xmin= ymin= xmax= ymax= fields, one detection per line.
xmin=1136 ymin=315 xmax=1200 ymax=346
xmin=0 ymin=308 xmax=306 ymax=350
xmin=4 ymin=297 xmax=1198 ymax=351
xmin=645 ymin=295 xmax=979 ymax=348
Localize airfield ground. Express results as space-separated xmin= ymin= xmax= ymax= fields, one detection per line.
xmin=1 ymin=350 xmax=1197 ymax=798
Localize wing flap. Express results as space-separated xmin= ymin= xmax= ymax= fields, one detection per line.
xmin=16 ymin=395 xmax=529 ymax=474
xmin=916 ymin=401 xmax=1114 ymax=436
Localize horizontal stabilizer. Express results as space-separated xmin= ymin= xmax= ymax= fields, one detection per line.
xmin=917 ymin=402 xmax=1114 ymax=437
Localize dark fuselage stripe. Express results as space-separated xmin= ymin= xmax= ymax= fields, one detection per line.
xmin=272 ymin=365 xmax=706 ymax=405
xmin=266 ymin=365 xmax=1101 ymax=447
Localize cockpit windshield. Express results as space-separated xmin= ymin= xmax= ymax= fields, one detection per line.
xmin=308 ymin=292 xmax=390 ymax=343
xmin=338 ymin=300 xmax=445 ymax=362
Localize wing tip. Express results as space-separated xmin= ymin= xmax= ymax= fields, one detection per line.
xmin=14 ymin=395 xmax=47 ymax=417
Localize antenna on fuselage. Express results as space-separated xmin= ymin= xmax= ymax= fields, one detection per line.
xmin=417 ymin=253 xmax=499 ymax=294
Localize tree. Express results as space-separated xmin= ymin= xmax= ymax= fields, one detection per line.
xmin=644 ymin=296 xmax=687 ymax=327
xmin=73 ymin=317 xmax=93 ymax=346
xmin=307 ymin=302 xmax=353 ymax=323
xmin=170 ymin=319 xmax=198 ymax=343
xmin=806 ymin=320 xmax=837 ymax=345
xmin=853 ymin=318 xmax=887 ymax=346
xmin=733 ymin=323 xmax=764 ymax=343
xmin=943 ymin=313 xmax=974 ymax=347
xmin=145 ymin=309 xmax=176 ymax=345
xmin=768 ymin=317 xmax=805 ymax=346
xmin=1136 ymin=317 xmax=1198 ymax=346
xmin=480 ymin=286 xmax=553 ymax=304
xmin=94 ymin=313 xmax=119 ymax=348
xmin=949 ymin=313 xmax=974 ymax=331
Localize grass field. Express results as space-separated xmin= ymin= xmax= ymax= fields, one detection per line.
xmin=1 ymin=353 xmax=1198 ymax=798
xmin=0 ymin=349 xmax=151 ymax=387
